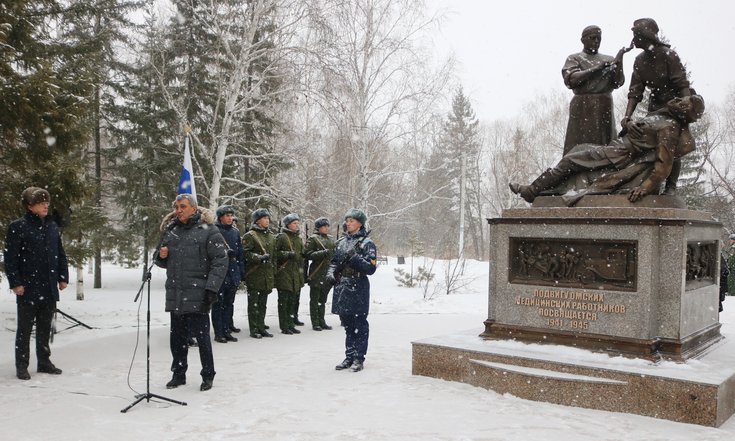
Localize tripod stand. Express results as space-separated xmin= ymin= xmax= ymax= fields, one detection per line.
xmin=121 ymin=260 xmax=186 ymax=413
xmin=50 ymin=309 xmax=93 ymax=343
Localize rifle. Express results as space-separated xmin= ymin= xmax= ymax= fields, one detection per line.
xmin=328 ymin=230 xmax=371 ymax=286
xmin=302 ymin=221 xmax=310 ymax=281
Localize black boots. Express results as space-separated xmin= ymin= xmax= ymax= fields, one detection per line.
xmin=167 ymin=374 xmax=213 ymax=391
xmin=200 ymin=377 xmax=214 ymax=391
xmin=166 ymin=374 xmax=186 ymax=389
xmin=335 ymin=359 xmax=364 ymax=372
xmin=18 ymin=362 xmax=62 ymax=379
xmin=335 ymin=359 xmax=353 ymax=370
xmin=38 ymin=363 xmax=62 ymax=375
xmin=215 ymin=334 xmax=237 ymax=343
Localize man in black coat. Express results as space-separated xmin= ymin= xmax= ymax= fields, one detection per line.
xmin=155 ymin=194 xmax=228 ymax=391
xmin=4 ymin=187 xmax=69 ymax=380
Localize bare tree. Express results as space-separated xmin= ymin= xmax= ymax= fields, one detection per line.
xmin=303 ymin=0 xmax=451 ymax=219
xmin=482 ymin=90 xmax=568 ymax=218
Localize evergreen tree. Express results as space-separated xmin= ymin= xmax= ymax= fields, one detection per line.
xmin=1 ymin=0 xmax=95 ymax=274
xmin=106 ymin=11 xmax=181 ymax=268
xmin=58 ymin=0 xmax=142 ymax=286
xmin=440 ymin=87 xmax=483 ymax=259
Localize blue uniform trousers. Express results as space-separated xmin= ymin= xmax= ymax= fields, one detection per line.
xmin=339 ymin=313 xmax=369 ymax=362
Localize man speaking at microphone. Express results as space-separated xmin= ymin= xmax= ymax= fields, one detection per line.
xmin=155 ymin=194 xmax=228 ymax=391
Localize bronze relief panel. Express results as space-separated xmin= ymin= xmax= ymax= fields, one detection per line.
xmin=508 ymin=238 xmax=637 ymax=291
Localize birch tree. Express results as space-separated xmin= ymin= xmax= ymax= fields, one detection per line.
xmin=304 ymin=0 xmax=451 ymax=219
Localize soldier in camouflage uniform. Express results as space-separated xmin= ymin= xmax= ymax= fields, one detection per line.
xmin=304 ymin=217 xmax=335 ymax=331
xmin=242 ymin=208 xmax=276 ymax=339
xmin=275 ymin=213 xmax=305 ymax=334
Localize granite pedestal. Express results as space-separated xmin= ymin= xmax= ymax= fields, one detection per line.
xmin=412 ymin=196 xmax=734 ymax=426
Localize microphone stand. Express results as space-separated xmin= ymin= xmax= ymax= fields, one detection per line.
xmin=121 ymin=256 xmax=186 ymax=413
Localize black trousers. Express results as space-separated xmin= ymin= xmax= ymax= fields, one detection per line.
xmin=16 ymin=301 xmax=56 ymax=370
xmin=170 ymin=312 xmax=215 ymax=379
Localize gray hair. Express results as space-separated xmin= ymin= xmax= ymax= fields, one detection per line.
xmin=174 ymin=193 xmax=198 ymax=207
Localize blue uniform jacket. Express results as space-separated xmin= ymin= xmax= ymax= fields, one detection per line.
xmin=216 ymin=222 xmax=246 ymax=288
xmin=328 ymin=227 xmax=377 ymax=315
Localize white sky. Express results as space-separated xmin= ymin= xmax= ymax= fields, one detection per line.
xmin=427 ymin=0 xmax=735 ymax=121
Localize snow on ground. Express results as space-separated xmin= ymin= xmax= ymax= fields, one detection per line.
xmin=1 ymin=258 xmax=734 ymax=441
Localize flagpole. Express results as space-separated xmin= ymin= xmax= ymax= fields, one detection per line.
xmin=178 ymin=125 xmax=197 ymax=199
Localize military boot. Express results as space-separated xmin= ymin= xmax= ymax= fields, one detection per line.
xmin=663 ymin=158 xmax=681 ymax=195
xmin=509 ymin=168 xmax=567 ymax=203
xmin=335 ymin=358 xmax=353 ymax=370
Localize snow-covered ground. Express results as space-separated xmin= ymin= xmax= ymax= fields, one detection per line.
xmin=1 ymin=258 xmax=734 ymax=440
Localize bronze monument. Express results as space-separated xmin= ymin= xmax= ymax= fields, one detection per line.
xmin=509 ymin=94 xmax=705 ymax=206
xmin=413 ymin=18 xmax=735 ymax=427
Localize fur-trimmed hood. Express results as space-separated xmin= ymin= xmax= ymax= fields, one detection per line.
xmin=159 ymin=207 xmax=216 ymax=231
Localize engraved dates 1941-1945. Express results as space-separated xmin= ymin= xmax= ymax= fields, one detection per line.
xmin=508 ymin=238 xmax=637 ymax=291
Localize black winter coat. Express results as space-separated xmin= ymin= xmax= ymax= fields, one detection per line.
xmin=328 ymin=227 xmax=377 ymax=315
xmin=155 ymin=212 xmax=228 ymax=314
xmin=216 ymin=222 xmax=245 ymax=288
xmin=3 ymin=212 xmax=69 ymax=304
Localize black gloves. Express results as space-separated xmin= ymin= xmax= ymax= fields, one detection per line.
xmin=285 ymin=251 xmax=295 ymax=259
xmin=325 ymin=273 xmax=336 ymax=286
xmin=260 ymin=253 xmax=271 ymax=264
xmin=346 ymin=248 xmax=358 ymax=262
xmin=205 ymin=290 xmax=218 ymax=305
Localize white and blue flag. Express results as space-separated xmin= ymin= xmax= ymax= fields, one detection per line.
xmin=177 ymin=134 xmax=196 ymax=198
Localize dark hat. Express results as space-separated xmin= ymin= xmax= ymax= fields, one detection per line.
xmin=21 ymin=187 xmax=50 ymax=208
xmin=632 ymin=18 xmax=659 ymax=41
xmin=251 ymin=208 xmax=271 ymax=223
xmin=314 ymin=217 xmax=330 ymax=229
xmin=216 ymin=205 xmax=235 ymax=219
xmin=282 ymin=213 xmax=300 ymax=228
xmin=344 ymin=208 xmax=367 ymax=225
